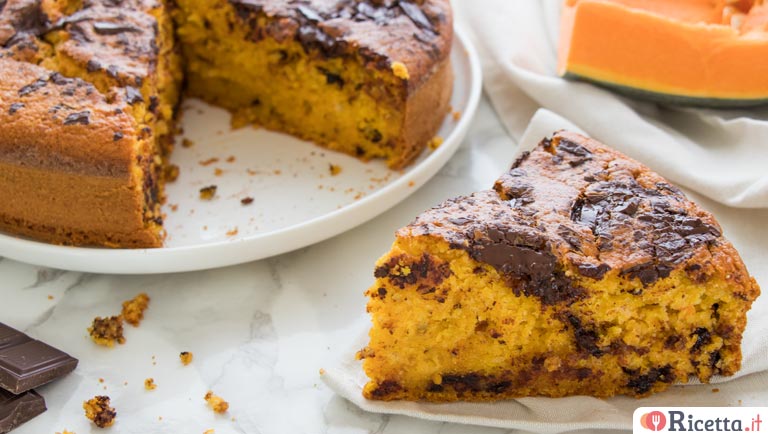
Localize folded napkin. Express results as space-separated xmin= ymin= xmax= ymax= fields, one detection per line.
xmin=456 ymin=0 xmax=768 ymax=209
xmin=322 ymin=110 xmax=768 ymax=434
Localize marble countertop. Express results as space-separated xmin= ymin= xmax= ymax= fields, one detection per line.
xmin=2 ymin=97 xmax=575 ymax=434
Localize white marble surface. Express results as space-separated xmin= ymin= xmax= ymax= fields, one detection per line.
xmin=1 ymin=96 xmax=746 ymax=434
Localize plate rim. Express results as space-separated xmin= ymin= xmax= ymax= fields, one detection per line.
xmin=0 ymin=26 xmax=483 ymax=274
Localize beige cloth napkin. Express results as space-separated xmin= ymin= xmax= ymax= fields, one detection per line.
xmin=323 ymin=2 xmax=768 ymax=432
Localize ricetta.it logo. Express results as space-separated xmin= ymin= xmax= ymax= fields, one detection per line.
xmin=640 ymin=411 xmax=667 ymax=431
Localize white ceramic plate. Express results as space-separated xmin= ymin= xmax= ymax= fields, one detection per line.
xmin=0 ymin=27 xmax=482 ymax=274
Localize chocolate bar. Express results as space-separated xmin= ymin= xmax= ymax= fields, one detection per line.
xmin=0 ymin=389 xmax=46 ymax=434
xmin=0 ymin=323 xmax=78 ymax=394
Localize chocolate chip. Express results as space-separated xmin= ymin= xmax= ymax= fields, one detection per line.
xmin=125 ymin=86 xmax=143 ymax=105
xmin=63 ymin=111 xmax=91 ymax=125
xmin=297 ymin=5 xmax=322 ymax=22
xmin=399 ymin=1 xmax=434 ymax=31
xmin=113 ymin=131 xmax=124 ymax=141
xmin=92 ymin=21 xmax=141 ymax=35
xmin=8 ymin=102 xmax=24 ymax=115
xmin=18 ymin=78 xmax=47 ymax=96
xmin=86 ymin=59 xmax=101 ymax=72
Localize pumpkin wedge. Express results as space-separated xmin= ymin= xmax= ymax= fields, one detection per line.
xmin=558 ymin=0 xmax=768 ymax=107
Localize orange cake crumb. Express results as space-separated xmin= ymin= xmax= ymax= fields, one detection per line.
xmin=427 ymin=136 xmax=444 ymax=150
xmin=240 ymin=197 xmax=254 ymax=205
xmin=88 ymin=316 xmax=125 ymax=347
xmin=83 ymin=396 xmax=116 ymax=428
xmin=204 ymin=391 xmax=229 ymax=414
xmin=144 ymin=378 xmax=157 ymax=390
xmin=180 ymin=351 xmax=193 ymax=366
xmin=199 ymin=157 xmax=219 ymax=166
xmin=329 ymin=164 xmax=342 ymax=176
xmin=164 ymin=164 xmax=180 ymax=182
xmin=121 ymin=293 xmax=150 ymax=327
xmin=199 ymin=186 xmax=217 ymax=200
xmin=182 ymin=138 xmax=195 ymax=148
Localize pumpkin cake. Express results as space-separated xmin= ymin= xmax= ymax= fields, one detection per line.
xmin=359 ymin=131 xmax=760 ymax=401
xmin=0 ymin=0 xmax=453 ymax=247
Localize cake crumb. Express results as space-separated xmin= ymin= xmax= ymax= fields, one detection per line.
xmin=319 ymin=368 xmax=326 ymax=375
xmin=199 ymin=185 xmax=217 ymax=200
xmin=199 ymin=157 xmax=219 ymax=166
xmin=98 ymin=378 xmax=104 ymax=383
xmin=427 ymin=136 xmax=444 ymax=150
xmin=88 ymin=316 xmax=125 ymax=347
xmin=144 ymin=378 xmax=157 ymax=390
xmin=241 ymin=197 xmax=254 ymax=205
xmin=204 ymin=391 xmax=229 ymax=414
xmin=121 ymin=293 xmax=150 ymax=327
xmin=204 ymin=430 xmax=215 ymax=434
xmin=214 ymin=168 xmax=224 ymax=176
xmin=182 ymin=138 xmax=194 ymax=148
xmin=391 ymin=61 xmax=410 ymax=80
xmin=164 ymin=164 xmax=180 ymax=182
xmin=329 ymin=164 xmax=342 ymax=176
xmin=55 ymin=430 xmax=75 ymax=434
xmin=169 ymin=203 xmax=179 ymax=212
xmin=226 ymin=227 xmax=239 ymax=237
xmin=712 ymin=388 xmax=720 ymax=393
xmin=48 ymin=295 xmax=54 ymax=300
xmin=180 ymin=351 xmax=193 ymax=366
xmin=408 ymin=180 xmax=415 ymax=187
xmin=83 ymin=395 xmax=116 ymax=428
xmin=226 ymin=156 xmax=236 ymax=163
xmin=452 ymin=110 xmax=461 ymax=121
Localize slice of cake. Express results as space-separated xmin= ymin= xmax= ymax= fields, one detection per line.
xmin=359 ymin=131 xmax=760 ymax=400
xmin=172 ymin=0 xmax=453 ymax=169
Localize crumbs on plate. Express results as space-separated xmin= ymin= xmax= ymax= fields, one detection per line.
xmin=199 ymin=185 xmax=217 ymax=200
xmin=144 ymin=378 xmax=157 ymax=390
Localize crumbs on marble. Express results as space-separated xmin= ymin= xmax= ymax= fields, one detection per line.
xmin=203 ymin=429 xmax=215 ymax=434
xmin=452 ymin=110 xmax=461 ymax=121
xmin=48 ymin=294 xmax=54 ymax=300
xmin=226 ymin=155 xmax=236 ymax=163
xmin=329 ymin=164 xmax=342 ymax=176
xmin=241 ymin=196 xmax=254 ymax=206
xmin=144 ymin=378 xmax=157 ymax=390
xmin=214 ymin=168 xmax=224 ymax=176
xmin=199 ymin=185 xmax=217 ymax=200
xmin=122 ymin=293 xmax=150 ymax=327
xmin=88 ymin=316 xmax=125 ymax=347
xmin=83 ymin=395 xmax=117 ymax=428
xmin=180 ymin=351 xmax=193 ymax=366
xmin=319 ymin=368 xmax=326 ymax=376
xmin=55 ymin=430 xmax=75 ymax=434
xmin=182 ymin=138 xmax=194 ymax=148
xmin=712 ymin=388 xmax=720 ymax=393
xmin=226 ymin=227 xmax=239 ymax=237
xmin=204 ymin=391 xmax=229 ymax=414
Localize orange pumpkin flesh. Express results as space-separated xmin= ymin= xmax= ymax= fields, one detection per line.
xmin=558 ymin=0 xmax=768 ymax=107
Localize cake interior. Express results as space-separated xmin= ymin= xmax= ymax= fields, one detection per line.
xmin=361 ymin=217 xmax=747 ymax=401
xmin=173 ymin=0 xmax=409 ymax=167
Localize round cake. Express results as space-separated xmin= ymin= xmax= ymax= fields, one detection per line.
xmin=0 ymin=0 xmax=454 ymax=247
